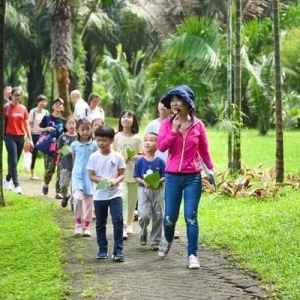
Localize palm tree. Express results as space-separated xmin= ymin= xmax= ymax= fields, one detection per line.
xmin=232 ymin=0 xmax=242 ymax=172
xmin=273 ymin=0 xmax=284 ymax=182
xmin=0 ymin=0 xmax=6 ymax=206
xmin=36 ymin=0 xmax=73 ymax=116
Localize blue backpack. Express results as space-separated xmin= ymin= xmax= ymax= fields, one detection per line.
xmin=35 ymin=116 xmax=57 ymax=155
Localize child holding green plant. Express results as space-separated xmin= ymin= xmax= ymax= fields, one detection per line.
xmin=133 ymin=132 xmax=165 ymax=250
xmin=87 ymin=125 xmax=126 ymax=261
xmin=57 ymin=116 xmax=78 ymax=208
xmin=113 ymin=110 xmax=143 ymax=239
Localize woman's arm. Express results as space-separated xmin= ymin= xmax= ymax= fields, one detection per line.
xmin=157 ymin=119 xmax=179 ymax=152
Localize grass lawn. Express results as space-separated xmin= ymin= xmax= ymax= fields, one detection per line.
xmin=1 ymin=126 xmax=300 ymax=299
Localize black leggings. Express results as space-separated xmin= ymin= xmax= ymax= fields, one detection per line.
xmin=31 ymin=134 xmax=40 ymax=170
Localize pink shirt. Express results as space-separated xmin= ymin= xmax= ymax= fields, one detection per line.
xmin=158 ymin=117 xmax=213 ymax=174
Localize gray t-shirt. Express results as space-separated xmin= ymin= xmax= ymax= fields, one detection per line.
xmin=58 ymin=133 xmax=78 ymax=170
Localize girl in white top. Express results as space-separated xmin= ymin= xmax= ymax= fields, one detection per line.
xmin=28 ymin=94 xmax=49 ymax=180
xmin=113 ymin=110 xmax=143 ymax=239
xmin=79 ymin=93 xmax=105 ymax=122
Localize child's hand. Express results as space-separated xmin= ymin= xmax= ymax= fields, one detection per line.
xmin=143 ymin=180 xmax=150 ymax=188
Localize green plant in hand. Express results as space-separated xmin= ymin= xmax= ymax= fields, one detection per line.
xmin=144 ymin=171 xmax=160 ymax=189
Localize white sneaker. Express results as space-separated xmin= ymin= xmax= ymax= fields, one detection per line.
xmin=126 ymin=224 xmax=133 ymax=234
xmin=74 ymin=225 xmax=82 ymax=236
xmin=123 ymin=228 xmax=128 ymax=240
xmin=188 ymin=254 xmax=200 ymax=269
xmin=3 ymin=180 xmax=13 ymax=191
xmin=82 ymin=227 xmax=91 ymax=237
xmin=15 ymin=186 xmax=22 ymax=194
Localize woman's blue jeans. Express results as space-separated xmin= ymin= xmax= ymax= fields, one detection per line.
xmin=164 ymin=172 xmax=202 ymax=256
xmin=5 ymin=134 xmax=25 ymax=187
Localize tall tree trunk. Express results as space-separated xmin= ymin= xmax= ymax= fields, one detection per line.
xmin=0 ymin=0 xmax=5 ymax=206
xmin=233 ymin=0 xmax=242 ymax=172
xmin=51 ymin=0 xmax=73 ymax=117
xmin=227 ymin=0 xmax=233 ymax=170
xmin=273 ymin=0 xmax=284 ymax=182
xmin=55 ymin=67 xmax=71 ymax=116
xmin=27 ymin=58 xmax=45 ymax=110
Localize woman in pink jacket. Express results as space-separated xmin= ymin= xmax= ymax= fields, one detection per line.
xmin=157 ymin=85 xmax=214 ymax=269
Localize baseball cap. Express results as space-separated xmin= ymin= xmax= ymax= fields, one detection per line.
xmin=52 ymin=97 xmax=64 ymax=105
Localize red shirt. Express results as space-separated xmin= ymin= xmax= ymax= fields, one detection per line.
xmin=4 ymin=103 xmax=29 ymax=136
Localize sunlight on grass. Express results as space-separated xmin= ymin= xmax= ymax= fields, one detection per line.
xmin=0 ymin=194 xmax=65 ymax=300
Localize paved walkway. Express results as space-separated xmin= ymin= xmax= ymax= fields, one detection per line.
xmin=20 ymin=176 xmax=270 ymax=300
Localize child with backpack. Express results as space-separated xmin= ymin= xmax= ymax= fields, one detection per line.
xmin=57 ymin=116 xmax=77 ymax=208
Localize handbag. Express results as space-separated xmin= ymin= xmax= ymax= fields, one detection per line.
xmin=34 ymin=116 xmax=57 ymax=155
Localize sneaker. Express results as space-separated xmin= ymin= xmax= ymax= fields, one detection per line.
xmin=3 ymin=180 xmax=13 ymax=191
xmin=188 ymin=254 xmax=200 ymax=269
xmin=15 ymin=186 xmax=22 ymax=194
xmin=123 ymin=228 xmax=128 ymax=240
xmin=96 ymin=252 xmax=108 ymax=259
xmin=133 ymin=210 xmax=139 ymax=221
xmin=55 ymin=193 xmax=63 ymax=199
xmin=140 ymin=235 xmax=147 ymax=246
xmin=74 ymin=225 xmax=82 ymax=236
xmin=61 ymin=196 xmax=70 ymax=208
xmin=42 ymin=185 xmax=49 ymax=195
xmin=174 ymin=230 xmax=180 ymax=239
xmin=30 ymin=175 xmax=39 ymax=180
xmin=126 ymin=224 xmax=133 ymax=234
xmin=112 ymin=252 xmax=124 ymax=262
xmin=82 ymin=227 xmax=91 ymax=237
xmin=158 ymin=239 xmax=172 ymax=258
xmin=151 ymin=244 xmax=159 ymax=251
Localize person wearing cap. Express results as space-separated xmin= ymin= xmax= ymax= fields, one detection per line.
xmin=157 ymin=85 xmax=214 ymax=269
xmin=38 ymin=97 xmax=65 ymax=199
xmin=28 ymin=94 xmax=50 ymax=180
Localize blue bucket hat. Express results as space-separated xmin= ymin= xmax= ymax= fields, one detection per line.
xmin=161 ymin=85 xmax=196 ymax=110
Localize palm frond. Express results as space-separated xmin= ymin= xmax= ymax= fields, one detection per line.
xmin=166 ymin=17 xmax=220 ymax=68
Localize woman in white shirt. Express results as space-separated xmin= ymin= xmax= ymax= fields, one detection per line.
xmin=80 ymin=93 xmax=105 ymax=122
xmin=28 ymin=94 xmax=49 ymax=180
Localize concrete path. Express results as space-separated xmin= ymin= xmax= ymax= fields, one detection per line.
xmin=19 ymin=176 xmax=270 ymax=300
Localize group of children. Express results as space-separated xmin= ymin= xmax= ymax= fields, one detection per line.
xmin=57 ymin=110 xmax=165 ymax=262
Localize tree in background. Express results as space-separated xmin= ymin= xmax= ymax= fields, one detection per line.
xmin=273 ymin=0 xmax=284 ymax=182
xmin=36 ymin=0 xmax=73 ymax=116
xmin=0 ymin=0 xmax=6 ymax=206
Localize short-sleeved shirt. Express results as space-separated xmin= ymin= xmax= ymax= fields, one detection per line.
xmin=4 ymin=103 xmax=28 ymax=136
xmin=58 ymin=133 xmax=78 ymax=170
xmin=113 ymin=133 xmax=143 ymax=182
xmin=87 ymin=150 xmax=126 ymax=200
xmin=133 ymin=156 xmax=166 ymax=187
xmin=73 ymin=99 xmax=89 ymax=119
xmin=79 ymin=107 xmax=105 ymax=122
xmin=71 ymin=139 xmax=98 ymax=195
xmin=39 ymin=114 xmax=65 ymax=139
xmin=29 ymin=108 xmax=49 ymax=135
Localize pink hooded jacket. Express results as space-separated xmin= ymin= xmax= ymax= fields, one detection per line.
xmin=157 ymin=117 xmax=213 ymax=174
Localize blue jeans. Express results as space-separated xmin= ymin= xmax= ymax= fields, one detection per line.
xmin=164 ymin=173 xmax=202 ymax=256
xmin=94 ymin=197 xmax=123 ymax=255
xmin=5 ymin=134 xmax=25 ymax=187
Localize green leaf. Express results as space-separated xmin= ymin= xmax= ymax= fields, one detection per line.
xmin=61 ymin=145 xmax=71 ymax=156
xmin=97 ymin=179 xmax=111 ymax=190
xmin=126 ymin=149 xmax=135 ymax=160
xmin=144 ymin=171 xmax=161 ymax=189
